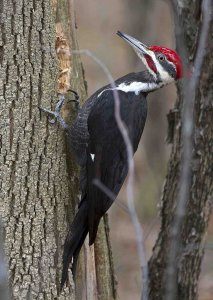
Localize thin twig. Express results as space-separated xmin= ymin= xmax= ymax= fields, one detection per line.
xmin=165 ymin=1 xmax=212 ymax=299
xmin=93 ymin=178 xmax=159 ymax=242
xmin=93 ymin=179 xmax=129 ymax=213
xmin=71 ymin=49 xmax=149 ymax=300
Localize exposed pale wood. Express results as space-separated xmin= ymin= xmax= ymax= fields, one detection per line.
xmin=0 ymin=0 xmax=116 ymax=299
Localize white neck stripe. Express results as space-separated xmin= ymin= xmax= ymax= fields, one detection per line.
xmin=150 ymin=52 xmax=174 ymax=83
xmin=98 ymin=81 xmax=163 ymax=98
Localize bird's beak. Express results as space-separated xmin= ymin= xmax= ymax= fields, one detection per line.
xmin=117 ymin=31 xmax=151 ymax=56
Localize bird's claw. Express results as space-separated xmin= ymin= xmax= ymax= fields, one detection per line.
xmin=39 ymin=107 xmax=58 ymax=124
xmin=67 ymin=89 xmax=81 ymax=111
xmin=39 ymin=94 xmax=69 ymax=130
xmin=39 ymin=90 xmax=80 ymax=129
xmin=55 ymin=93 xmax=66 ymax=113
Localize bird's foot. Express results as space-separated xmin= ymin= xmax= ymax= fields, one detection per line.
xmin=39 ymin=93 xmax=69 ymax=130
xmin=67 ymin=89 xmax=81 ymax=112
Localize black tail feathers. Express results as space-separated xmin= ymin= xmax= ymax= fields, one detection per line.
xmin=60 ymin=151 xmax=104 ymax=290
xmin=60 ymin=201 xmax=88 ymax=290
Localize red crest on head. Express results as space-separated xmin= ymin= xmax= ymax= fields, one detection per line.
xmin=149 ymin=46 xmax=183 ymax=79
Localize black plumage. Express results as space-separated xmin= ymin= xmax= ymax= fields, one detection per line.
xmin=61 ymin=71 xmax=149 ymax=288
xmin=57 ymin=30 xmax=182 ymax=289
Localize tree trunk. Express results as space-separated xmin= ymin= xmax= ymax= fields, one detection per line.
xmin=0 ymin=0 xmax=116 ymax=299
xmin=148 ymin=1 xmax=213 ymax=300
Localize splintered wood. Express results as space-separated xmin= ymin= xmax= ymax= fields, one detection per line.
xmin=55 ymin=23 xmax=71 ymax=93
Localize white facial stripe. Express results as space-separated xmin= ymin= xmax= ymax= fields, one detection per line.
xmin=98 ymin=81 xmax=162 ymax=98
xmin=137 ymin=48 xmax=175 ymax=84
xmin=150 ymin=52 xmax=174 ymax=83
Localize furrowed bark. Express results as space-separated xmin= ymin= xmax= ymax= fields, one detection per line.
xmin=0 ymin=0 xmax=116 ymax=299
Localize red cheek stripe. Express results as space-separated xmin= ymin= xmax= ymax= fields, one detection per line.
xmin=144 ymin=54 xmax=157 ymax=74
xmin=149 ymin=46 xmax=183 ymax=79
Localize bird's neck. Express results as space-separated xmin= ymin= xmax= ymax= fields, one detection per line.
xmin=97 ymin=71 xmax=168 ymax=98
xmin=115 ymin=80 xmax=162 ymax=95
xmin=115 ymin=70 xmax=164 ymax=95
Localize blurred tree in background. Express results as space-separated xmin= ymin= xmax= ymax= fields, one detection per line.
xmin=149 ymin=1 xmax=213 ymax=299
xmin=76 ymin=1 xmax=212 ymax=299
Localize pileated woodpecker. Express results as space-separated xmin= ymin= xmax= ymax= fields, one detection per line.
xmin=40 ymin=31 xmax=182 ymax=289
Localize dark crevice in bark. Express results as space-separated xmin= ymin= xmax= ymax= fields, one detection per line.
xmin=9 ymin=103 xmax=14 ymax=151
xmin=0 ymin=0 xmax=117 ymax=298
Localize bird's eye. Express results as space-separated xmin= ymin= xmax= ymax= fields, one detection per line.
xmin=158 ymin=55 xmax=166 ymax=61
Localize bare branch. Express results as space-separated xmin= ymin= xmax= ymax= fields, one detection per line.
xmin=93 ymin=178 xmax=159 ymax=242
xmin=165 ymin=1 xmax=212 ymax=299
xmin=93 ymin=179 xmax=129 ymax=213
xmin=71 ymin=49 xmax=149 ymax=300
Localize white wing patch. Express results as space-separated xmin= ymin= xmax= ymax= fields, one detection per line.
xmin=98 ymin=81 xmax=161 ymax=98
xmin=90 ymin=153 xmax=95 ymax=161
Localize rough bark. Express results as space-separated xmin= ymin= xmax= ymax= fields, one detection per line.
xmin=0 ymin=0 xmax=116 ymax=299
xmin=148 ymin=1 xmax=213 ymax=300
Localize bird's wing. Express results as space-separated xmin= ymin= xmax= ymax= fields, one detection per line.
xmin=86 ymin=90 xmax=147 ymax=244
